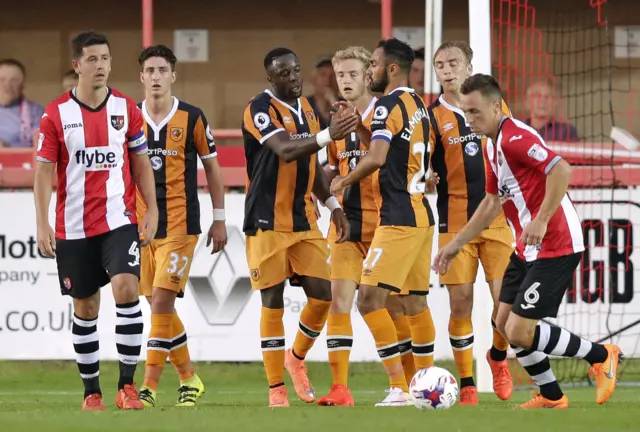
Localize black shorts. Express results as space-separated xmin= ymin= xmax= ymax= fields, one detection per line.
xmin=499 ymin=251 xmax=582 ymax=320
xmin=55 ymin=224 xmax=140 ymax=299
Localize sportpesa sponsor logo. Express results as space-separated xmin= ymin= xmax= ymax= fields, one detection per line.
xmin=148 ymin=148 xmax=179 ymax=156
xmin=290 ymin=132 xmax=313 ymax=140
xmin=448 ymin=132 xmax=485 ymax=145
xmin=338 ymin=149 xmax=368 ymax=159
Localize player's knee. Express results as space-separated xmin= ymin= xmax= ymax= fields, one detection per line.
xmin=111 ymin=274 xmax=139 ymax=302
xmin=399 ymin=295 xmax=427 ymax=317
xmin=330 ymin=289 xmax=353 ymax=315
xmin=447 ymin=284 xmax=473 ymax=317
xmin=357 ymin=286 xmax=385 ymax=316
xmin=504 ymin=316 xmax=534 ymax=349
xmin=73 ymin=297 xmax=99 ymax=319
xmin=302 ymin=277 xmax=332 ymax=302
xmin=260 ymin=284 xmax=286 ymax=309
xmin=151 ymin=287 xmax=177 ymax=314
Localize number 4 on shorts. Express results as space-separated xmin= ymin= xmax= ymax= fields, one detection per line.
xmin=128 ymin=241 xmax=140 ymax=267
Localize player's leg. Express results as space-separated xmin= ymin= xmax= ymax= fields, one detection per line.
xmin=477 ymin=229 xmax=514 ymax=400
xmin=101 ymin=224 xmax=145 ymax=410
xmin=358 ymin=226 xmax=419 ymax=406
xmin=287 ymin=230 xmax=333 ymax=403
xmin=318 ymin=241 xmax=365 ymax=407
xmin=56 ymin=236 xmax=109 ymax=410
xmin=439 ymin=232 xmax=478 ymax=403
xmin=505 ymin=253 xmax=621 ymax=407
xmin=246 ymin=230 xmax=292 ymax=407
xmin=385 ymin=295 xmax=416 ymax=388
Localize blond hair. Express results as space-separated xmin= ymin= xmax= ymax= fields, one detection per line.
xmin=433 ymin=40 xmax=473 ymax=66
xmin=332 ymin=46 xmax=372 ymax=72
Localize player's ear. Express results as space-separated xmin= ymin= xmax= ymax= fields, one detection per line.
xmin=139 ymin=71 xmax=144 ymax=85
xmin=72 ymin=59 xmax=80 ymax=74
xmin=171 ymin=71 xmax=176 ymax=84
xmin=467 ymin=62 xmax=473 ymax=76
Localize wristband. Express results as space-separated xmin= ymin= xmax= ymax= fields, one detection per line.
xmin=316 ymin=129 xmax=332 ymax=148
xmin=212 ymin=209 xmax=226 ymax=221
xmin=324 ymin=196 xmax=341 ymax=212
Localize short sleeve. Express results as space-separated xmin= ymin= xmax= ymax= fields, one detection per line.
xmin=127 ymin=102 xmax=148 ymax=154
xmin=327 ymin=140 xmax=338 ymax=170
xmin=369 ymin=96 xmax=403 ymax=143
xmin=504 ymin=131 xmax=562 ymax=175
xmin=36 ymin=113 xmax=60 ymax=163
xmin=484 ymin=143 xmax=499 ymax=195
xmin=194 ymin=111 xmax=217 ymax=160
xmin=242 ymin=97 xmax=285 ymax=144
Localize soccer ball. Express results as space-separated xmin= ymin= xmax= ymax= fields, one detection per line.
xmin=409 ymin=366 xmax=459 ymax=410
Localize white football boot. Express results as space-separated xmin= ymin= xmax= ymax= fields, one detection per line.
xmin=374 ymin=387 xmax=414 ymax=407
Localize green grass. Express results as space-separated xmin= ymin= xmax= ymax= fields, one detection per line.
xmin=0 ymin=361 xmax=638 ymax=432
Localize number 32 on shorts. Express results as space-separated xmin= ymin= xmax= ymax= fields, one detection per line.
xmin=167 ymin=252 xmax=190 ymax=277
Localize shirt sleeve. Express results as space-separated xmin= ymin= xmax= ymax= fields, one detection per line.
xmin=36 ymin=112 xmax=60 ymax=163
xmin=369 ymin=96 xmax=403 ymax=143
xmin=242 ymin=97 xmax=285 ymax=144
xmin=504 ymin=131 xmax=562 ymax=175
xmin=127 ymin=102 xmax=148 ymax=155
xmin=194 ymin=111 xmax=217 ymax=160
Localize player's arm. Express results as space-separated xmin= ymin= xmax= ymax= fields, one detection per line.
xmin=194 ymin=112 xmax=227 ymax=253
xmin=323 ymin=140 xmax=339 ymax=182
xmin=34 ymin=113 xmax=58 ymax=258
xmin=313 ymin=158 xmax=350 ymax=242
xmin=127 ymin=104 xmax=157 ymax=246
xmin=244 ymin=99 xmax=359 ymax=163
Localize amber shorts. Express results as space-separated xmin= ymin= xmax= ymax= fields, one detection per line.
xmin=329 ymin=240 xmax=371 ymax=284
xmin=246 ymin=229 xmax=330 ymax=290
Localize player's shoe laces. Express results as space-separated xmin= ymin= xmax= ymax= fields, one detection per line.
xmin=486 ymin=350 xmax=513 ymax=401
xmin=459 ymin=386 xmax=478 ymax=405
xmin=138 ymin=387 xmax=156 ymax=408
xmin=519 ymin=392 xmax=569 ymax=409
xmin=176 ymin=374 xmax=205 ymax=407
xmin=268 ymin=386 xmax=290 ymax=408
xmin=82 ymin=393 xmax=106 ymax=411
xmin=317 ymin=384 xmax=355 ymax=407
xmin=116 ymin=383 xmax=144 ymax=410
xmin=284 ymin=349 xmax=315 ymax=403
xmin=589 ymin=344 xmax=622 ymax=405
xmin=374 ymin=387 xmax=413 ymax=407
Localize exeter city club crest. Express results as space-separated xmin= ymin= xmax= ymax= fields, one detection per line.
xmin=110 ymin=115 xmax=125 ymax=131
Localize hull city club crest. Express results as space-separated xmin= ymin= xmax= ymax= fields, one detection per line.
xmin=110 ymin=115 xmax=125 ymax=130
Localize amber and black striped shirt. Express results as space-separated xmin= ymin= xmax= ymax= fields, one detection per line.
xmin=242 ymin=90 xmax=321 ymax=235
xmin=136 ymin=97 xmax=217 ymax=238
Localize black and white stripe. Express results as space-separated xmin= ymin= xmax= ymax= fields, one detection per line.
xmin=327 ymin=335 xmax=353 ymax=352
xmin=412 ymin=341 xmax=435 ymax=358
xmin=397 ymin=338 xmax=412 ymax=356
xmin=450 ymin=333 xmax=474 ymax=352
xmin=72 ymin=314 xmax=101 ymax=396
xmin=533 ymin=322 xmax=593 ymax=358
xmin=172 ymin=330 xmax=188 ymax=351
xmin=377 ymin=342 xmax=400 ymax=360
xmin=261 ymin=337 xmax=285 ymax=352
xmin=115 ymin=301 xmax=143 ymax=389
xmin=513 ymin=346 xmax=557 ymax=386
xmin=299 ymin=321 xmax=321 ymax=340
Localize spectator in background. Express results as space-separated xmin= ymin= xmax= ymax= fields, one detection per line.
xmin=0 ymin=59 xmax=44 ymax=148
xmin=409 ymin=47 xmax=425 ymax=97
xmin=525 ymin=80 xmax=578 ymax=142
xmin=307 ymin=57 xmax=340 ymax=129
xmin=62 ymin=69 xmax=79 ymax=92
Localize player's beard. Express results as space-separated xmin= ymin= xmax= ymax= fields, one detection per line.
xmin=369 ymin=70 xmax=389 ymax=94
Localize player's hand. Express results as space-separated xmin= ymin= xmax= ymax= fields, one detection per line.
xmin=330 ymin=176 xmax=346 ymax=195
xmin=139 ymin=208 xmax=158 ymax=247
xmin=521 ymin=218 xmax=548 ymax=247
xmin=432 ymin=242 xmax=462 ymax=275
xmin=206 ymin=220 xmax=228 ymax=254
xmin=37 ymin=223 xmax=56 ymax=258
xmin=329 ymin=108 xmax=360 ymax=141
xmin=426 ymin=172 xmax=440 ymax=194
xmin=310 ymin=193 xmax=322 ymax=219
xmin=332 ymin=208 xmax=350 ymax=243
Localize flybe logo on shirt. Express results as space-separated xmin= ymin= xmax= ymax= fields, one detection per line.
xmin=75 ymin=148 xmax=119 ymax=171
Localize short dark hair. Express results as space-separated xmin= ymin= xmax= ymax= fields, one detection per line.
xmin=264 ymin=47 xmax=297 ymax=70
xmin=377 ymin=38 xmax=415 ymax=75
xmin=0 ymin=59 xmax=26 ymax=77
xmin=460 ymin=74 xmax=503 ymax=100
xmin=414 ymin=48 xmax=425 ymax=61
xmin=71 ymin=31 xmax=110 ymax=59
xmin=139 ymin=45 xmax=178 ymax=70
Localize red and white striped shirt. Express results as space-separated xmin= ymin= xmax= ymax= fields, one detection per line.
xmin=485 ymin=117 xmax=584 ymax=261
xmin=37 ymin=88 xmax=148 ymax=240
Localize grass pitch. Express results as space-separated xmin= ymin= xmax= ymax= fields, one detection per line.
xmin=0 ymin=361 xmax=638 ymax=432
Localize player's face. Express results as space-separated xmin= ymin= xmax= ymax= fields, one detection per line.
xmin=334 ymin=59 xmax=367 ymax=102
xmin=368 ymin=47 xmax=389 ymax=94
xmin=460 ymin=90 xmax=502 ymax=136
xmin=141 ymin=56 xmax=175 ymax=97
xmin=433 ymin=47 xmax=472 ymax=93
xmin=409 ymin=58 xmax=425 ymax=96
xmin=268 ymin=54 xmax=303 ymax=100
xmin=74 ymin=44 xmax=111 ymax=89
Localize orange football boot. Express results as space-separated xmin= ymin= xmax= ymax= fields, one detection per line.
xmin=589 ymin=344 xmax=622 ymax=405
xmin=116 ymin=383 xmax=144 ymax=410
xmin=284 ymin=349 xmax=315 ymax=403
xmin=268 ymin=386 xmax=290 ymax=408
xmin=82 ymin=393 xmax=106 ymax=411
xmin=519 ymin=392 xmax=569 ymax=409
xmin=486 ymin=350 xmax=514 ymax=400
xmin=459 ymin=386 xmax=478 ymax=405
xmin=317 ymin=384 xmax=355 ymax=407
